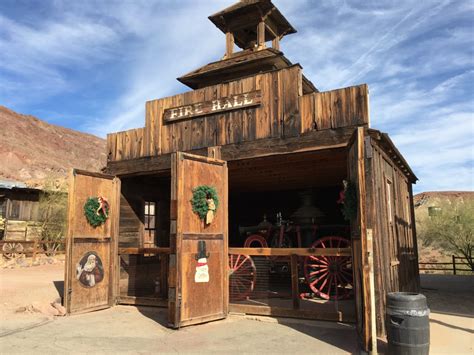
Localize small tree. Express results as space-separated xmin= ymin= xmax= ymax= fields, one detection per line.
xmin=39 ymin=180 xmax=68 ymax=256
xmin=418 ymin=200 xmax=474 ymax=271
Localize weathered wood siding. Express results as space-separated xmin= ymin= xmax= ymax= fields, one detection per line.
xmin=300 ymin=84 xmax=369 ymax=133
xmin=366 ymin=137 xmax=419 ymax=336
xmin=107 ymin=128 xmax=145 ymax=162
xmin=107 ymin=67 xmax=369 ymax=162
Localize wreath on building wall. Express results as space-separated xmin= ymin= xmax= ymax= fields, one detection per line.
xmin=84 ymin=196 xmax=110 ymax=227
xmin=337 ymin=180 xmax=358 ymax=221
xmin=191 ymin=185 xmax=219 ymax=225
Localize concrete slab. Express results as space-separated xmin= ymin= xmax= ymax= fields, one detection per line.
xmin=0 ymin=306 xmax=359 ymax=354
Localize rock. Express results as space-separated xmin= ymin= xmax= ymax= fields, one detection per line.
xmin=51 ymin=302 xmax=66 ymax=316
xmin=31 ymin=302 xmax=59 ymax=316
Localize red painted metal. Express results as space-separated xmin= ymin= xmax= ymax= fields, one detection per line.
xmin=243 ymin=234 xmax=268 ymax=248
xmin=303 ymin=236 xmax=353 ymax=300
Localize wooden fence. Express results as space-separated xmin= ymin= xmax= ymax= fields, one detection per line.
xmin=419 ymin=256 xmax=473 ymax=274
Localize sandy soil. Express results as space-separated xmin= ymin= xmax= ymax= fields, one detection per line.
xmin=0 ymin=261 xmax=64 ymax=330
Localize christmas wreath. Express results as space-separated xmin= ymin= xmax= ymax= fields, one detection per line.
xmin=191 ymin=185 xmax=219 ymax=224
xmin=338 ymin=180 xmax=358 ymax=221
xmin=84 ymin=196 xmax=109 ymax=227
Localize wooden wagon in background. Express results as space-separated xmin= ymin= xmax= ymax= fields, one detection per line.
xmin=64 ymin=1 xmax=420 ymax=353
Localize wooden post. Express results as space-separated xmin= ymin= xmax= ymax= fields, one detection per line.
xmin=272 ymin=37 xmax=280 ymax=51
xmin=367 ymin=229 xmax=377 ymax=355
xmin=207 ymin=146 xmax=222 ymax=160
xmin=257 ymin=21 xmax=266 ymax=50
xmin=291 ymin=254 xmax=300 ymax=310
xmin=452 ymin=255 xmax=456 ymax=275
xmin=225 ymin=32 xmax=234 ymax=58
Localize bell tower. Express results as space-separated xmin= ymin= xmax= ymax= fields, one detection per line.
xmin=178 ymin=0 xmax=317 ymax=93
xmin=208 ymin=0 xmax=296 ymax=58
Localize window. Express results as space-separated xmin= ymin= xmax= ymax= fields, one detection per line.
xmin=0 ymin=198 xmax=5 ymax=218
xmin=9 ymin=200 xmax=20 ymax=219
xmin=144 ymin=201 xmax=156 ymax=246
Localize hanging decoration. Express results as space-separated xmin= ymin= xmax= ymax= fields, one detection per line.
xmin=337 ymin=180 xmax=357 ymax=221
xmin=84 ymin=196 xmax=110 ymax=227
xmin=191 ymin=185 xmax=219 ymax=225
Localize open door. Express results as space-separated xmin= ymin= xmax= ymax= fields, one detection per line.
xmin=348 ymin=127 xmax=373 ymax=351
xmin=64 ymin=169 xmax=120 ymax=314
xmin=168 ymin=152 xmax=228 ymax=328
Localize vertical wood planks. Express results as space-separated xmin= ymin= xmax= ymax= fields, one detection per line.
xmin=107 ymin=68 xmax=371 ymax=162
xmin=299 ymin=84 xmax=370 ymax=135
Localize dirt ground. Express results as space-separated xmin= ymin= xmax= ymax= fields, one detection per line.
xmin=0 ymin=261 xmax=472 ymax=354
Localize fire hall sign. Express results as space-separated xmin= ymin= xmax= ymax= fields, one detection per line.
xmin=163 ymin=90 xmax=261 ymax=123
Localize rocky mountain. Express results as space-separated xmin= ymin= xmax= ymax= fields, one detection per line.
xmin=0 ymin=105 xmax=106 ymax=188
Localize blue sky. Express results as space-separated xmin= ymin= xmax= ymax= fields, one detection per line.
xmin=0 ymin=0 xmax=473 ymax=193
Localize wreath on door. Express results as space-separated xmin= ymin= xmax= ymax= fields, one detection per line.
xmin=84 ymin=196 xmax=110 ymax=227
xmin=191 ymin=185 xmax=219 ymax=225
xmin=337 ymin=180 xmax=357 ymax=221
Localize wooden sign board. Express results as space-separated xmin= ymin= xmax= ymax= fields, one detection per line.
xmin=163 ymin=90 xmax=261 ymax=123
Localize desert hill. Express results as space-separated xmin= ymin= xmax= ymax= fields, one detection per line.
xmin=0 ymin=105 xmax=106 ymax=187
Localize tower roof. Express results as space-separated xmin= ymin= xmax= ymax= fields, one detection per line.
xmin=208 ymin=0 xmax=296 ymax=49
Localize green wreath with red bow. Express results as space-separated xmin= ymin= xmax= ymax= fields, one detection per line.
xmin=84 ymin=196 xmax=110 ymax=227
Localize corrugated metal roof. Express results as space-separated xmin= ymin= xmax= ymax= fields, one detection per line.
xmin=0 ymin=179 xmax=28 ymax=189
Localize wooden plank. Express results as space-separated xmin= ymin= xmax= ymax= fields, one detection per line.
xmin=118 ymin=247 xmax=171 ymax=254
xmin=228 ymin=247 xmax=351 ymax=256
xmin=281 ymin=66 xmax=301 ymax=137
xmin=229 ymin=304 xmax=354 ymax=323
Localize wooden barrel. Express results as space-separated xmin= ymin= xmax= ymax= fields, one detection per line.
xmin=386 ymin=292 xmax=430 ymax=355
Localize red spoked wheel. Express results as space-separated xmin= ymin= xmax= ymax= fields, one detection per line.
xmin=244 ymin=234 xmax=268 ymax=248
xmin=304 ymin=236 xmax=353 ymax=300
xmin=229 ymin=254 xmax=257 ymax=301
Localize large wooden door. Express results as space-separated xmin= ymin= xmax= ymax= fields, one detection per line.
xmin=64 ymin=169 xmax=120 ymax=314
xmin=348 ymin=127 xmax=372 ymax=351
xmin=168 ymin=152 xmax=228 ymax=328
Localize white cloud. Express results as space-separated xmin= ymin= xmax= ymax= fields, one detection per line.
xmin=0 ymin=0 xmax=472 ymax=193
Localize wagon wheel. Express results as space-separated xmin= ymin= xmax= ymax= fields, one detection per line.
xmin=229 ymin=254 xmax=257 ymax=301
xmin=304 ymin=236 xmax=352 ymax=300
xmin=2 ymin=242 xmax=24 ymax=259
xmin=244 ymin=234 xmax=268 ymax=248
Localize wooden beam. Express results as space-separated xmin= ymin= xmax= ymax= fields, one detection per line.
xmin=228 ymin=247 xmax=351 ymax=256
xmin=229 ymin=304 xmax=354 ymax=323
xmin=106 ymin=127 xmax=355 ymax=177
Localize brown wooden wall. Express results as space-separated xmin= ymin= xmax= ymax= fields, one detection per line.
xmin=107 ymin=67 xmax=370 ymax=162
xmin=300 ymin=84 xmax=369 ymax=133
xmin=366 ymin=137 xmax=419 ymax=336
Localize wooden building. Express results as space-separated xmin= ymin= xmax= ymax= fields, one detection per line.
xmin=64 ymin=1 xmax=420 ymax=352
xmin=0 ymin=180 xmax=42 ymax=240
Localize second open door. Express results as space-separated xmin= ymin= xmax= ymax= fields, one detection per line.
xmin=168 ymin=152 xmax=228 ymax=328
